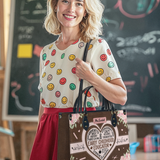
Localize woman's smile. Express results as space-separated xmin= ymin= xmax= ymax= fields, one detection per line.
xmin=63 ymin=14 xmax=76 ymax=20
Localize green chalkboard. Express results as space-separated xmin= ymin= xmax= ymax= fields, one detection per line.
xmin=2 ymin=0 xmax=160 ymax=122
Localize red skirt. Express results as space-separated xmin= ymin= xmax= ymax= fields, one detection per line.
xmin=30 ymin=107 xmax=96 ymax=160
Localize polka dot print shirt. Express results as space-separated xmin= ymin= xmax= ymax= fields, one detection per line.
xmin=38 ymin=38 xmax=121 ymax=108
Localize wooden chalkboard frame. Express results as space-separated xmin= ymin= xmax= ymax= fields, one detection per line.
xmin=0 ymin=0 xmax=5 ymax=68
xmin=2 ymin=0 xmax=160 ymax=123
xmin=2 ymin=0 xmax=38 ymax=121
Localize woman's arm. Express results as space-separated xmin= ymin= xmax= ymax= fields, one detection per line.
xmin=75 ymin=58 xmax=127 ymax=105
xmin=38 ymin=100 xmax=44 ymax=126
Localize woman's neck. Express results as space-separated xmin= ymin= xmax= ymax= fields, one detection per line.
xmin=59 ymin=27 xmax=80 ymax=44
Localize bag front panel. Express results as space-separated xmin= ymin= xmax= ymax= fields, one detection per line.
xmin=69 ymin=110 xmax=130 ymax=160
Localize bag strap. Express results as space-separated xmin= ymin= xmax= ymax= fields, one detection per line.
xmin=73 ymin=40 xmax=92 ymax=113
xmin=73 ymin=39 xmax=115 ymax=114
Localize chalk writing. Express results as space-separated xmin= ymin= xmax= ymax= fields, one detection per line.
xmin=117 ymin=47 xmax=155 ymax=61
xmin=114 ymin=0 xmax=159 ymax=19
xmin=11 ymin=81 xmax=33 ymax=111
xmin=121 ymin=104 xmax=152 ymax=112
xmin=18 ymin=26 xmax=34 ymax=40
xmin=116 ymin=31 xmax=160 ymax=47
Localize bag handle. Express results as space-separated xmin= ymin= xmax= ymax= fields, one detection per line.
xmin=73 ymin=40 xmax=92 ymax=113
xmin=73 ymin=39 xmax=116 ymax=113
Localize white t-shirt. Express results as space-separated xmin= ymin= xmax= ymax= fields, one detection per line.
xmin=38 ymin=38 xmax=121 ymax=108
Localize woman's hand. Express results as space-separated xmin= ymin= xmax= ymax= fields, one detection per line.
xmin=75 ymin=58 xmax=127 ymax=105
xmin=75 ymin=58 xmax=93 ymax=80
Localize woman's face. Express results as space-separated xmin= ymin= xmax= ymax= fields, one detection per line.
xmin=55 ymin=0 xmax=86 ymax=30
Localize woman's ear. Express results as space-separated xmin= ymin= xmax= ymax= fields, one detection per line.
xmin=84 ymin=10 xmax=87 ymax=17
xmin=55 ymin=6 xmax=57 ymax=12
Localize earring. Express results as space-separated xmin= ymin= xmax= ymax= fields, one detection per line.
xmin=54 ymin=9 xmax=57 ymax=12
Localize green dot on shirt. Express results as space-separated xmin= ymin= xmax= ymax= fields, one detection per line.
xmin=61 ymin=53 xmax=65 ymax=59
xmin=108 ymin=61 xmax=114 ymax=68
xmin=70 ymin=83 xmax=76 ymax=90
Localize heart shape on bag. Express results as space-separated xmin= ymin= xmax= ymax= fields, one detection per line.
xmin=85 ymin=124 xmax=116 ymax=160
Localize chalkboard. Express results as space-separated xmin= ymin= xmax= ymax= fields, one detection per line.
xmin=2 ymin=0 xmax=160 ymax=122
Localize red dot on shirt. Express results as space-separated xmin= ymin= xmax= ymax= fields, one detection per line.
xmin=51 ymin=49 xmax=56 ymax=56
xmin=100 ymin=54 xmax=107 ymax=61
xmin=41 ymin=98 xmax=46 ymax=104
xmin=84 ymin=90 xmax=91 ymax=97
xmin=60 ymin=78 xmax=66 ymax=85
xmin=55 ymin=91 xmax=61 ymax=97
xmin=45 ymin=60 xmax=50 ymax=66
xmin=98 ymin=39 xmax=102 ymax=43
xmin=72 ymin=67 xmax=76 ymax=74
xmin=107 ymin=49 xmax=112 ymax=55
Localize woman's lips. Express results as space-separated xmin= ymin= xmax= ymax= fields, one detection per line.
xmin=63 ymin=14 xmax=76 ymax=20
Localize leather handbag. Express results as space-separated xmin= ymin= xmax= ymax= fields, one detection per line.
xmin=57 ymin=40 xmax=130 ymax=160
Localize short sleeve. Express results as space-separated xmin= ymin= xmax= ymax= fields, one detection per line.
xmin=38 ymin=48 xmax=44 ymax=91
xmin=91 ymin=39 xmax=121 ymax=82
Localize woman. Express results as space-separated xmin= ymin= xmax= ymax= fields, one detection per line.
xmin=30 ymin=0 xmax=127 ymax=159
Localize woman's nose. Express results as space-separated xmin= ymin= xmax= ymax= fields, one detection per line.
xmin=68 ymin=3 xmax=75 ymax=12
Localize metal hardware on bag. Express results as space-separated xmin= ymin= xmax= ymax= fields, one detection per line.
xmin=68 ymin=114 xmax=72 ymax=120
xmin=82 ymin=115 xmax=89 ymax=131
xmin=111 ymin=113 xmax=117 ymax=127
xmin=123 ymin=110 xmax=126 ymax=115
xmin=59 ymin=114 xmax=62 ymax=119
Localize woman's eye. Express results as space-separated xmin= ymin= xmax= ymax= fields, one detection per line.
xmin=62 ymin=0 xmax=68 ymax=3
xmin=77 ymin=3 xmax=83 ymax=6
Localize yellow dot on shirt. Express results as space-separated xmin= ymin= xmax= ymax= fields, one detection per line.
xmin=106 ymin=77 xmax=111 ymax=82
xmin=47 ymin=83 xmax=54 ymax=91
xmin=42 ymin=72 xmax=46 ymax=78
xmin=50 ymin=62 xmax=55 ymax=68
xmin=69 ymin=54 xmax=75 ymax=61
xmin=62 ymin=96 xmax=67 ymax=104
xmin=49 ymin=102 xmax=56 ymax=108
xmin=97 ymin=68 xmax=104 ymax=76
xmin=49 ymin=44 xmax=53 ymax=49
xmin=57 ymin=69 xmax=62 ymax=75
xmin=88 ymin=44 xmax=93 ymax=50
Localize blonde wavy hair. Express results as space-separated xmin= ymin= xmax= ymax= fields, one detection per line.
xmin=44 ymin=0 xmax=104 ymax=42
